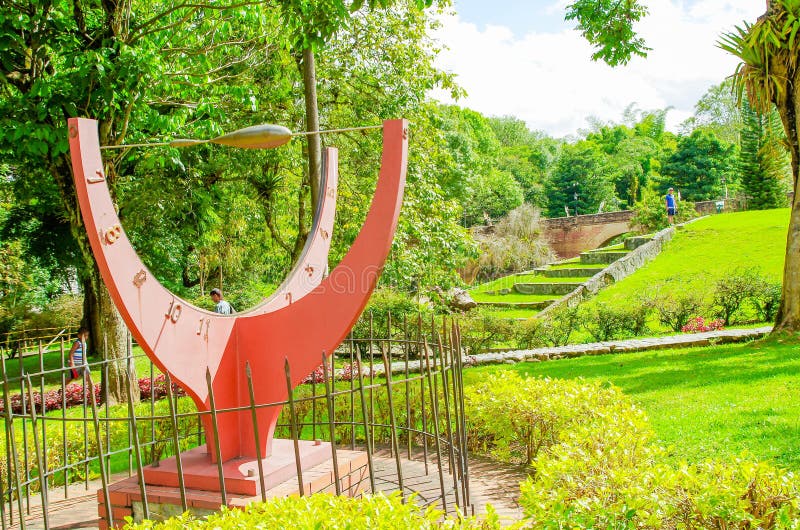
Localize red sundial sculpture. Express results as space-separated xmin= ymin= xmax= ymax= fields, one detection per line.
xmin=68 ymin=117 xmax=408 ymax=494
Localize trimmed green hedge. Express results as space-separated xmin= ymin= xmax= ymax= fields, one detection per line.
xmin=124 ymin=492 xmax=498 ymax=529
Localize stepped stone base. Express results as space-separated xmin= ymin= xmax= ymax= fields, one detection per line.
xmin=97 ymin=449 xmax=369 ymax=529
xmin=477 ymin=300 xmax=553 ymax=310
xmin=580 ymin=251 xmax=629 ymax=264
xmin=514 ymin=283 xmax=582 ymax=295
xmin=541 ymin=267 xmax=602 ymax=278
xmin=625 ymin=236 xmax=652 ymax=250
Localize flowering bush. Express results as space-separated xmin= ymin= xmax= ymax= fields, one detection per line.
xmin=0 ymin=374 xmax=185 ymax=414
xmin=681 ymin=316 xmax=725 ymax=333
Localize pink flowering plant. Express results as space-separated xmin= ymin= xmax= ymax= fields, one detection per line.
xmin=681 ymin=316 xmax=724 ymax=333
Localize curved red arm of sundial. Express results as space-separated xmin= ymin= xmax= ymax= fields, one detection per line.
xmin=69 ymin=118 xmax=408 ymax=462
xmin=67 ymin=120 xmax=337 ymax=404
xmin=250 ymin=148 xmax=339 ymax=315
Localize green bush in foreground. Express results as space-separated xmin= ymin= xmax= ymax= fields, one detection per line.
xmin=124 ymin=492 xmax=500 ymax=529
xmin=464 ymin=373 xmax=651 ymax=465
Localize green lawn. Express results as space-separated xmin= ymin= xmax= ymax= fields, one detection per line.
xmin=462 ymin=337 xmax=800 ymax=470
xmin=591 ymin=209 xmax=788 ymax=308
xmin=481 ymin=308 xmax=540 ymax=319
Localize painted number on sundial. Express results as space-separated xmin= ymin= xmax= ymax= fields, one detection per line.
xmin=197 ymin=318 xmax=210 ymax=340
xmin=165 ymin=300 xmax=182 ymax=323
xmin=102 ymin=224 xmax=122 ymax=245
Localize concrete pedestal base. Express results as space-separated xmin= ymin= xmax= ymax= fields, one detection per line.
xmin=97 ymin=445 xmax=369 ymax=529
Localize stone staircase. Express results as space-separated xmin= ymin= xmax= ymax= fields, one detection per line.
xmin=470 ymin=241 xmax=636 ymax=319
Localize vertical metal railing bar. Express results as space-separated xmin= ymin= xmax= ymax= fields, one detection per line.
xmin=386 ymin=313 xmax=392 ymax=458
xmin=60 ymin=337 xmax=69 ymax=499
xmin=368 ymin=313 xmax=375 ymax=454
xmin=85 ymin=371 xmax=113 ymax=528
xmin=284 ymin=358 xmax=305 ymax=496
xmin=454 ymin=324 xmax=472 ymax=511
xmin=1 ymin=353 xmax=23 ymax=530
xmin=403 ymin=314 xmax=411 ymax=460
xmin=37 ymin=339 xmax=48 ymax=514
xmin=81 ymin=362 xmax=89 ymax=491
xmin=321 ymin=352 xmax=342 ymax=495
xmin=417 ymin=315 xmax=428 ymax=474
xmin=126 ymin=335 xmax=133 ymax=478
xmin=349 ymin=332 xmax=355 ymax=450
xmin=204 ymin=368 xmax=227 ymax=507
xmin=164 ymin=373 xmax=188 ymax=512
xmin=311 ymin=375 xmax=317 ymax=442
xmin=124 ymin=365 xmax=150 ymax=520
xmin=103 ymin=336 xmax=112 ymax=481
xmin=435 ymin=334 xmax=460 ymax=508
xmin=422 ymin=340 xmax=448 ymax=514
xmin=149 ymin=361 xmax=156 ymax=456
xmin=244 ymin=363 xmax=267 ymax=502
xmin=448 ymin=325 xmax=468 ymax=512
xmin=16 ymin=347 xmax=30 ymax=514
xmin=379 ymin=349 xmax=404 ymax=502
xmin=354 ymin=351 xmax=376 ymax=494
xmin=23 ymin=374 xmax=49 ymax=530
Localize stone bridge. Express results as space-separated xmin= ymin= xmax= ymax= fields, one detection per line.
xmin=542 ymin=210 xmax=635 ymax=258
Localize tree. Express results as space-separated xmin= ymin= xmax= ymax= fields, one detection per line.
xmin=719 ymin=0 xmax=800 ymax=331
xmin=681 ymin=79 xmax=743 ymax=145
xmin=660 ymin=129 xmax=737 ymax=202
xmin=545 ymin=142 xmax=619 ymax=218
xmin=739 ymin=98 xmax=790 ymax=209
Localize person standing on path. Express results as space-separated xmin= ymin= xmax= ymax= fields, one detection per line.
xmin=665 ymin=187 xmax=677 ymax=225
xmin=68 ymin=327 xmax=89 ymax=381
xmin=210 ymin=288 xmax=235 ymax=315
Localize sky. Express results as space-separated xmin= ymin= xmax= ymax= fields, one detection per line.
xmin=430 ymin=0 xmax=764 ymax=138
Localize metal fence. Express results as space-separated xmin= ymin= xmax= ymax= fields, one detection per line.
xmin=0 ymin=313 xmax=471 ymax=528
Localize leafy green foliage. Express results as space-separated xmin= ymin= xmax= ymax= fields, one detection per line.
xmin=631 ymin=188 xmax=695 ymax=232
xmin=125 ymin=491 xmax=494 ymax=529
xmin=660 ymin=129 xmax=738 ymax=201
xmin=564 ymin=0 xmax=650 ymax=66
xmin=544 ymin=142 xmax=619 ymax=218
xmin=740 ymin=99 xmax=790 ymax=210
xmin=581 ymin=301 xmax=651 ymax=341
xmin=465 ymin=372 xmax=649 ymax=466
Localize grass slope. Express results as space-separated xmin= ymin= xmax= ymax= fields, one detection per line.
xmin=592 ymin=209 xmax=789 ymax=308
xmin=462 ymin=338 xmax=800 ymax=470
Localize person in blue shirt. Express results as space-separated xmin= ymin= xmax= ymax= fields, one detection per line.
xmin=665 ymin=187 xmax=677 ymax=225
xmin=68 ymin=327 xmax=89 ymax=381
xmin=210 ymin=288 xmax=235 ymax=315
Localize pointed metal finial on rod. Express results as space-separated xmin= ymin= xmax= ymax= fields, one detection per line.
xmin=99 ymin=124 xmax=383 ymax=150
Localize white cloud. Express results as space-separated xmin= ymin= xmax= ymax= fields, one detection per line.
xmin=431 ymin=0 xmax=764 ymax=137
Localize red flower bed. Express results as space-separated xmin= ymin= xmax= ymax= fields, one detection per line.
xmin=681 ymin=317 xmax=724 ymax=333
xmin=0 ymin=374 xmax=185 ymax=414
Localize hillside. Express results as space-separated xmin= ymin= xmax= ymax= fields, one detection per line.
xmin=590 ymin=209 xmax=789 ymax=308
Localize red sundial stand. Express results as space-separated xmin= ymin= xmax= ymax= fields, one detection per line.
xmin=68 ymin=117 xmax=408 ymax=528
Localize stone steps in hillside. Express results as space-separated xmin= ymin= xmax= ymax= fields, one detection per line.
xmin=580 ymin=250 xmax=629 ymax=265
xmin=514 ymin=282 xmax=583 ymax=295
xmin=624 ymin=236 xmax=652 ymax=250
xmin=538 ymin=267 xmax=604 ymax=278
xmin=476 ymin=300 xmax=556 ymax=310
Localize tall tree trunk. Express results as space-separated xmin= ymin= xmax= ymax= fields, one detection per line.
xmin=302 ymin=46 xmax=322 ymax=217
xmin=55 ymin=153 xmax=138 ymax=405
xmin=774 ymin=74 xmax=800 ymax=332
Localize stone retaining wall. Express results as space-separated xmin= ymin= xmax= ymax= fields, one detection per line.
xmin=537 ymin=218 xmax=706 ymax=318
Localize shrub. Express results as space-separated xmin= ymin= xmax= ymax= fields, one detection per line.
xmin=655 ymin=290 xmax=704 ymax=332
xmin=751 ymin=279 xmax=782 ymax=323
xmin=713 ymin=268 xmax=761 ymax=325
xmin=464 ymin=372 xmax=650 ymax=466
xmin=682 ymin=316 xmax=724 ymax=333
xmin=534 ymin=305 xmax=581 ymax=347
xmin=632 ymin=188 xmax=696 ymax=232
xmin=581 ymin=301 xmax=652 ymax=341
xmin=458 ymin=310 xmax=516 ymax=354
xmin=123 ymin=491 xmax=496 ymax=529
